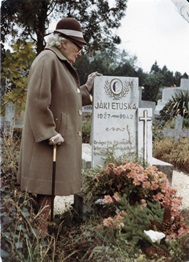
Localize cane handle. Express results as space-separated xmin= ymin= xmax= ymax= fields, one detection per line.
xmin=53 ymin=145 xmax=57 ymax=162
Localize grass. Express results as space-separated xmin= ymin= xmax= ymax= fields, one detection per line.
xmin=153 ymin=137 xmax=189 ymax=174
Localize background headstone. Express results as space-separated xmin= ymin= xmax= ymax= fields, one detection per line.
xmin=163 ymin=115 xmax=189 ymax=142
xmin=155 ymin=78 xmax=189 ymax=115
xmin=3 ymin=102 xmax=16 ymax=136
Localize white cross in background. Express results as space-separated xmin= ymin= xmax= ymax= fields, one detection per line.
xmin=139 ymin=109 xmax=152 ymax=165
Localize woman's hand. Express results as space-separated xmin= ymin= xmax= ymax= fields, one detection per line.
xmin=85 ymin=72 xmax=102 ymax=93
xmin=49 ymin=133 xmax=64 ymax=146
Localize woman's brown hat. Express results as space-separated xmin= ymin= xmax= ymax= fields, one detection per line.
xmin=54 ymin=17 xmax=87 ymax=48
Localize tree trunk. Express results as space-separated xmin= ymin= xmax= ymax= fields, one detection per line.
xmin=36 ymin=1 xmax=48 ymax=54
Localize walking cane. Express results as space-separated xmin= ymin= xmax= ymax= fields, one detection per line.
xmin=51 ymin=144 xmax=57 ymax=222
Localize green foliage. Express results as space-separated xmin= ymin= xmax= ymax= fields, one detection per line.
xmin=0 ymin=133 xmax=56 ymax=261
xmin=160 ymin=91 xmax=189 ymax=122
xmin=142 ymin=71 xmax=164 ymax=102
xmin=183 ymin=117 xmax=189 ymax=127
xmin=1 ymin=178 xmax=62 ymax=260
xmin=78 ymin=54 xmax=183 ymax=104
xmin=76 ymin=48 xmax=137 ymax=84
xmin=150 ymin=62 xmax=181 ymax=87
xmin=1 ymin=0 xmax=184 ymax=107
xmin=1 ymin=40 xmax=36 ymax=112
xmin=152 ymin=120 xmax=165 ymax=142
xmin=0 ymin=131 xmax=54 ymax=261
xmin=167 ymin=235 xmax=189 ymax=262
xmin=1 ymin=0 xmax=127 ymax=54
xmin=112 ymin=200 xmax=164 ymax=246
xmin=142 ymin=62 xmax=182 ymax=102
xmin=1 ymin=172 xmax=55 ymax=262
xmin=57 ymin=217 xmax=144 ymax=261
xmin=112 ymin=62 xmax=137 ymax=78
xmin=82 ymin=113 xmax=92 ymax=143
xmin=81 ymin=160 xmax=189 ymax=260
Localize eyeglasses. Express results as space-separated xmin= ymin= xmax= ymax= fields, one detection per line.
xmin=69 ymin=40 xmax=82 ymax=53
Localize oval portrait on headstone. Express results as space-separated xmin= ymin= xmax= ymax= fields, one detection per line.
xmin=110 ymin=79 xmax=123 ymax=95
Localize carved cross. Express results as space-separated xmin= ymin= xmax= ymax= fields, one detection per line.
xmin=139 ymin=110 xmax=152 ymax=164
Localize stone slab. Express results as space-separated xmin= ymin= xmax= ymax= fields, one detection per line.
xmin=151 ymin=157 xmax=173 ymax=184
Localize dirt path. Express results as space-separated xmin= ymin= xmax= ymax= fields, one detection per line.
xmin=172 ymin=170 xmax=189 ymax=210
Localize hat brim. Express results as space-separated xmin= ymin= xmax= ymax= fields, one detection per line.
xmin=54 ymin=30 xmax=87 ymax=48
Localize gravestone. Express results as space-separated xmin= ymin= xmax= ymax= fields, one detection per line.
xmin=75 ymin=76 xmax=173 ymax=215
xmin=155 ymin=78 xmax=189 ymax=115
xmin=91 ymin=76 xmax=152 ymax=167
xmin=1 ymin=103 xmax=24 ymax=136
xmin=163 ymin=115 xmax=189 ymax=142
xmin=3 ymin=102 xmax=16 ymax=136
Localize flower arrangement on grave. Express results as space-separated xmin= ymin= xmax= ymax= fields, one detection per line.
xmin=82 ymin=161 xmax=189 ymax=259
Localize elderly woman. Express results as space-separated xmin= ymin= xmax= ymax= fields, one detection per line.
xmin=18 ymin=17 xmax=99 ymax=234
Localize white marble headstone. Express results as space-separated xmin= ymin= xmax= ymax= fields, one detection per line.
xmin=91 ymin=76 xmax=139 ymax=167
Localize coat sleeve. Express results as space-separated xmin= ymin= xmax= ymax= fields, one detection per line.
xmin=80 ymin=84 xmax=93 ymax=106
xmin=27 ymin=53 xmax=58 ymax=142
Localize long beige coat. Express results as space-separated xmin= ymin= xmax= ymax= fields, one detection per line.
xmin=17 ymin=46 xmax=91 ymax=196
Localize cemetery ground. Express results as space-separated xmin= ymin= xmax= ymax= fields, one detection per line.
xmin=1 ymin=130 xmax=189 ymax=262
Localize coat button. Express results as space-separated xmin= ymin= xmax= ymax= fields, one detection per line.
xmin=77 ymin=131 xmax=82 ymax=136
xmin=77 ymin=88 xmax=80 ymax=93
xmin=78 ymin=110 xmax=82 ymax=116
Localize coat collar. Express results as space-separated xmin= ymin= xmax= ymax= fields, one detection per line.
xmin=45 ymin=46 xmax=67 ymax=61
xmin=45 ymin=46 xmax=78 ymax=72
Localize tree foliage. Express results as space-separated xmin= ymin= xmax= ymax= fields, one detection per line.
xmin=76 ymin=48 xmax=139 ymax=84
xmin=1 ymin=0 xmax=127 ymax=54
xmin=1 ymin=0 xmax=127 ymax=111
xmin=142 ymin=72 xmax=164 ymax=102
xmin=1 ymin=0 xmax=184 ymax=110
xmin=1 ymin=40 xmax=36 ymax=113
xmin=142 ymin=61 xmax=182 ymax=102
